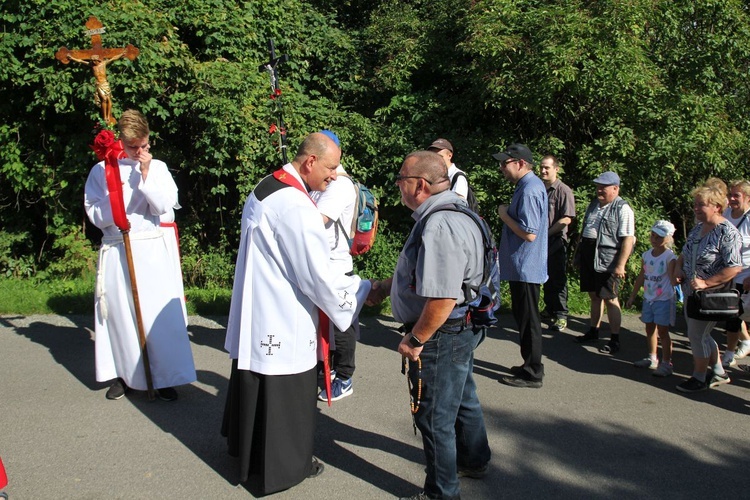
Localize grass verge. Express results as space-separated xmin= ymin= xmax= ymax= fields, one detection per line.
xmin=0 ymin=277 xmax=233 ymax=316
xmin=0 ymin=276 xmax=595 ymax=317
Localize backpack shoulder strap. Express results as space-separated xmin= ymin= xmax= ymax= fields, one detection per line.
xmin=450 ymin=171 xmax=467 ymax=190
xmin=334 ymin=172 xmax=358 ymax=241
xmin=420 ymin=203 xmax=492 ymax=257
xmin=335 ymin=218 xmax=353 ymax=248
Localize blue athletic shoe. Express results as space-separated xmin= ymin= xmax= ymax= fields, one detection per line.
xmin=318 ymin=377 xmax=353 ymax=402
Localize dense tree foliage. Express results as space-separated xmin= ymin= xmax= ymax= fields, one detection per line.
xmin=2 ymin=0 xmax=750 ymax=289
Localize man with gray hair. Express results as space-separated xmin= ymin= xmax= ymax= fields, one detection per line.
xmin=575 ymin=171 xmax=635 ymax=354
xmin=368 ymin=150 xmax=491 ymax=500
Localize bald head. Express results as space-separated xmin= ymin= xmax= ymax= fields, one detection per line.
xmin=293 ymin=132 xmax=341 ymax=192
xmin=397 ymin=150 xmax=451 ymax=211
xmin=295 ymin=132 xmax=339 ymax=162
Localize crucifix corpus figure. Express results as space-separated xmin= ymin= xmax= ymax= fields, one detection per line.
xmin=55 ymin=16 xmax=139 ymax=125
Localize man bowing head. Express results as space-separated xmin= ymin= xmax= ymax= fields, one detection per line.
xmin=221 ymin=132 xmax=370 ymax=496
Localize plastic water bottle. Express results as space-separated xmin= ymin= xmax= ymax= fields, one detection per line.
xmin=675 ymin=284 xmax=684 ymax=304
xmin=359 ymin=207 xmax=373 ymax=231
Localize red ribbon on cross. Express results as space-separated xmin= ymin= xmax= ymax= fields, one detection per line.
xmin=91 ymin=129 xmax=129 ymax=231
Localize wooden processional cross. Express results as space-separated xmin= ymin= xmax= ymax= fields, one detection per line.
xmin=55 ymin=16 xmax=139 ymax=125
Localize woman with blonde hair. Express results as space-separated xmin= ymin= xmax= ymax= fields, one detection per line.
xmin=672 ymin=180 xmax=742 ymax=393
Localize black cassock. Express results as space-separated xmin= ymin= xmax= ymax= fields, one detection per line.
xmin=222 ymin=360 xmax=318 ymax=495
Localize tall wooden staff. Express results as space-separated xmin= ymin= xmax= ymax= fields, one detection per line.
xmin=60 ymin=17 xmax=155 ymax=400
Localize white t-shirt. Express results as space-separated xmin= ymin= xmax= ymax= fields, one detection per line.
xmin=642 ymin=248 xmax=676 ymax=302
xmin=448 ymin=163 xmax=469 ymax=198
xmin=581 ymin=201 xmax=635 ymax=239
xmin=310 ymin=165 xmax=357 ymax=274
xmin=723 ymin=207 xmax=750 ymax=284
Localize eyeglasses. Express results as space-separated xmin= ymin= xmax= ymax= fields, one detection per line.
xmin=501 ymin=158 xmax=518 ymax=168
xmin=396 ymin=174 xmax=434 ymax=184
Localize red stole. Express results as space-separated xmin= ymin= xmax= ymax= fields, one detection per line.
xmin=272 ymin=168 xmax=334 ymax=406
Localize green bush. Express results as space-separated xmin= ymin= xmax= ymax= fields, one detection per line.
xmin=180 ymin=230 xmax=236 ymax=289
xmin=352 ymin=220 xmax=404 ymax=281
xmin=43 ymin=222 xmax=99 ymax=280
xmin=185 ymin=287 xmax=232 ymax=316
xmin=3 ymin=0 xmax=750 ymax=316
xmin=0 ymin=230 xmax=35 ymax=278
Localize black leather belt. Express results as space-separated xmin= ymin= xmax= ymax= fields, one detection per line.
xmin=400 ymin=314 xmax=469 ymax=336
xmin=443 ymin=316 xmax=469 ymax=329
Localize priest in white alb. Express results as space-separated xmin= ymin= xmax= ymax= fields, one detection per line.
xmin=221 ymin=132 xmax=370 ymax=495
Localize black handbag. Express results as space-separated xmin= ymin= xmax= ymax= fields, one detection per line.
xmin=686 ymin=282 xmax=740 ymax=321
xmin=685 ymin=236 xmax=741 ymax=321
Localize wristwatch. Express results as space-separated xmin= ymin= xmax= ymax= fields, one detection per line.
xmin=408 ymin=333 xmax=425 ymax=348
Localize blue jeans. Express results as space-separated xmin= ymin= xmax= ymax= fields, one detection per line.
xmin=408 ymin=326 xmax=491 ymax=499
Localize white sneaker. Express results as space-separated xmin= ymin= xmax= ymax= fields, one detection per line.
xmin=633 ymin=357 xmax=658 ymax=369
xmin=735 ymin=342 xmax=750 ymax=359
xmin=653 ymin=362 xmax=673 ymax=377
xmin=722 ymin=353 xmax=737 ymax=369
xmin=708 ymin=371 xmax=731 ymax=388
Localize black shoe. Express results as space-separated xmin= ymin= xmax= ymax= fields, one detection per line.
xmin=509 ymin=365 xmax=524 ymax=376
xmin=575 ymin=333 xmax=599 ymax=344
xmin=106 ymin=378 xmax=128 ymax=400
xmin=458 ymin=463 xmax=489 ymax=479
xmin=676 ymin=377 xmax=707 ymax=393
xmin=308 ymin=457 xmax=325 ymax=478
xmin=500 ymin=375 xmax=543 ymax=388
xmin=599 ymin=341 xmax=620 ymax=354
xmin=157 ymin=387 xmax=178 ymax=402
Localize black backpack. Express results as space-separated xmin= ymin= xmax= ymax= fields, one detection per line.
xmin=450 ymin=171 xmax=480 ymax=214
xmin=415 ymin=203 xmax=500 ymax=331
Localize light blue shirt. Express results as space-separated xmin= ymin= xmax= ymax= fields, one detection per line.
xmin=498 ymin=171 xmax=548 ymax=284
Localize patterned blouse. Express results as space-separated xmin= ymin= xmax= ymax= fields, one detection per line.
xmin=681 ymin=220 xmax=742 ymax=280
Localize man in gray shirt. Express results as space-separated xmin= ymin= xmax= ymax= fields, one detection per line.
xmin=368 ymin=150 xmax=491 ymax=500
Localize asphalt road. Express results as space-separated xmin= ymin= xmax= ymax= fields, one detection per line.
xmin=0 ymin=312 xmax=748 ymax=499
